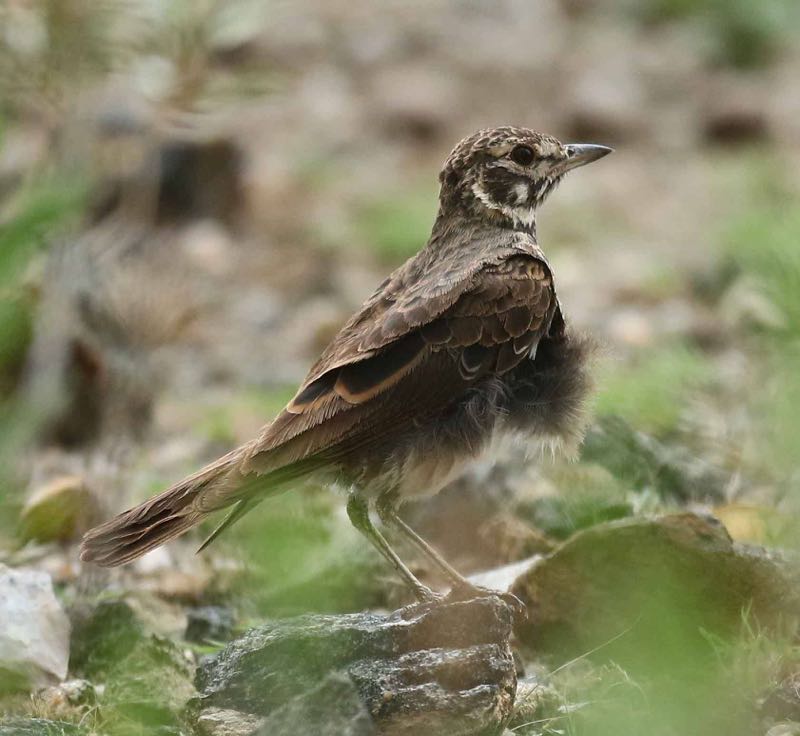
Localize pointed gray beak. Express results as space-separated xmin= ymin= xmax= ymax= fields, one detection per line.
xmin=561 ymin=143 xmax=613 ymax=173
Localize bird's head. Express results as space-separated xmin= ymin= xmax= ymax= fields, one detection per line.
xmin=438 ymin=126 xmax=612 ymax=231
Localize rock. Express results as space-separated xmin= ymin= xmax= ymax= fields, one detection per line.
xmin=256 ymin=674 xmax=374 ymax=736
xmin=19 ymin=476 xmax=94 ymax=544
xmin=185 ymin=606 xmax=236 ymax=644
xmin=195 ymin=595 xmax=517 ymax=735
xmin=0 ymin=719 xmax=84 ymax=736
xmin=761 ymin=669 xmax=800 ymax=724
xmin=766 ymin=725 xmax=800 ymax=736
xmin=0 ymin=565 xmax=71 ymax=693
xmin=34 ymin=680 xmax=96 ymax=721
xmin=511 ymin=513 xmax=800 ymax=669
xmin=466 ymin=556 xmax=541 ymax=596
xmin=196 ymin=708 xmax=266 ymax=736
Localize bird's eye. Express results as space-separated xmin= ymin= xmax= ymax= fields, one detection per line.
xmin=510 ymin=145 xmax=535 ymax=166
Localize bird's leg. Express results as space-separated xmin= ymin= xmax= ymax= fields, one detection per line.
xmin=376 ymin=494 xmax=470 ymax=589
xmin=376 ymin=494 xmax=528 ymax=619
xmin=346 ymin=494 xmax=440 ymax=603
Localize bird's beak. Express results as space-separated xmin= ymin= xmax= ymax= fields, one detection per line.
xmin=560 ymin=143 xmax=613 ymax=173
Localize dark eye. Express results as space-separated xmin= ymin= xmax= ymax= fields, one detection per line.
xmin=510 ymin=145 xmax=535 ymax=166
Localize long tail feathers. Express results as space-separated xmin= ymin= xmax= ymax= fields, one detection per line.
xmin=80 ymin=447 xmax=244 ymax=567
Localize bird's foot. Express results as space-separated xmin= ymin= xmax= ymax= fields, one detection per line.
xmin=413 ymin=583 xmax=446 ymax=605
xmin=448 ymin=581 xmax=528 ymax=622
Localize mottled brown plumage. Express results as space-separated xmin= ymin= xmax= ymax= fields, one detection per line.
xmin=80 ymin=127 xmax=611 ymax=599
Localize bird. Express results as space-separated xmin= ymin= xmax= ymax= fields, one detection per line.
xmin=80 ymin=126 xmax=612 ymax=602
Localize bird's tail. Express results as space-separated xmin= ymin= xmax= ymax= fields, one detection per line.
xmin=79 ymin=445 xmax=246 ymax=567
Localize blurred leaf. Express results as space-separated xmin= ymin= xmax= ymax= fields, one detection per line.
xmin=0 ymin=174 xmax=86 ymax=387
xmin=355 ymin=186 xmax=437 ymax=265
xmin=595 ymin=344 xmax=713 ymax=436
xmin=636 ymin=0 xmax=800 ymax=68
xmin=723 ymin=206 xmax=800 ymax=339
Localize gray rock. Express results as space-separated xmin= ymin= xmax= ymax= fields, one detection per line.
xmin=33 ymin=679 xmax=96 ymax=722
xmin=195 ymin=708 xmax=266 ymax=736
xmin=256 ymin=674 xmax=374 ymax=736
xmin=766 ymin=725 xmax=800 ymax=736
xmin=0 ymin=565 xmax=71 ymax=693
xmin=195 ymin=595 xmax=517 ymax=735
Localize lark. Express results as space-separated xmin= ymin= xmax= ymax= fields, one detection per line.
xmin=81 ymin=127 xmax=611 ymax=601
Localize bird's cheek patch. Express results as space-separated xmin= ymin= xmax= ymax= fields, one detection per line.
xmin=480 ymin=168 xmax=520 ymax=206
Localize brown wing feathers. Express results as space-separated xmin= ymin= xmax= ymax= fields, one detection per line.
xmin=80 ymin=251 xmax=554 ymax=566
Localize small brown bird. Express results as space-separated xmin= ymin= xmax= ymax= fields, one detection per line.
xmin=80 ymin=126 xmax=611 ymax=601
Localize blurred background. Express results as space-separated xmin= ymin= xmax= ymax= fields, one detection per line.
xmin=2 ymin=1 xmax=800 ymax=734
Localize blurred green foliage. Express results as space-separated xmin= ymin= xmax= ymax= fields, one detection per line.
xmin=637 ymin=0 xmax=800 ymax=68
xmin=0 ymin=177 xmax=87 ymax=391
xmin=216 ymin=489 xmax=386 ymax=617
xmin=720 ymin=200 xmax=800 ymax=486
xmin=0 ymin=171 xmax=88 ymax=541
xmin=595 ymin=344 xmax=712 ymax=436
xmin=198 ymin=387 xmax=296 ymax=446
xmin=355 ymin=186 xmax=438 ymax=265
xmin=725 ymin=205 xmax=800 ymax=339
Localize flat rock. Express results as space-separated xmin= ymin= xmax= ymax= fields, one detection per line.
xmin=195 ymin=595 xmax=517 ymax=735
xmin=0 ymin=565 xmax=71 ymax=693
xmin=19 ymin=476 xmax=95 ymax=544
xmin=511 ymin=512 xmax=800 ymax=669
xmin=196 ymin=708 xmax=266 ymax=736
xmin=256 ymin=673 xmax=374 ymax=736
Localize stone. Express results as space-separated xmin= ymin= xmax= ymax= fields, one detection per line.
xmin=19 ymin=476 xmax=94 ymax=544
xmin=761 ymin=669 xmax=800 ymax=725
xmin=766 ymin=725 xmax=800 ymax=736
xmin=511 ymin=513 xmax=800 ymax=668
xmin=196 ymin=708 xmax=266 ymax=736
xmin=466 ymin=556 xmax=541 ymax=596
xmin=256 ymin=674 xmax=374 ymax=736
xmin=0 ymin=565 xmax=71 ymax=693
xmin=195 ymin=595 xmax=517 ymax=735
xmin=34 ymin=680 xmax=96 ymax=721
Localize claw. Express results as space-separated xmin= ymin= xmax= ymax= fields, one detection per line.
xmin=414 ymin=584 xmax=446 ymax=604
